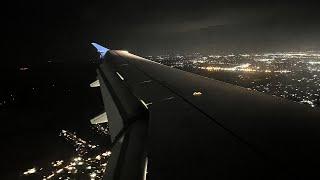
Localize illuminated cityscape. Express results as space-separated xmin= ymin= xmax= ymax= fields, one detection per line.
xmin=148 ymin=51 xmax=320 ymax=108
xmin=21 ymin=128 xmax=111 ymax=180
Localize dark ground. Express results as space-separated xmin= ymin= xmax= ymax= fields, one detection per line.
xmin=0 ymin=62 xmax=105 ymax=179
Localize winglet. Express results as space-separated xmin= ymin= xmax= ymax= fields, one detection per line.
xmin=91 ymin=42 xmax=109 ymax=58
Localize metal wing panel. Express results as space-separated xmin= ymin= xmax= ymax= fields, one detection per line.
xmin=147 ymin=97 xmax=279 ymax=180
xmin=107 ymin=51 xmax=178 ymax=105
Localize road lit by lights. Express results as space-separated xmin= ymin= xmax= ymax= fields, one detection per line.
xmin=201 ymin=65 xmax=258 ymax=73
xmin=19 ymin=67 xmax=29 ymax=71
xmin=23 ymin=168 xmax=37 ymax=175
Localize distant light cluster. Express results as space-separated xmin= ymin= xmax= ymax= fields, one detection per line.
xmin=22 ymin=129 xmax=111 ymax=180
xmin=59 ymin=130 xmax=99 ymax=156
xmin=148 ymin=51 xmax=320 ymax=108
xmin=91 ymin=123 xmax=110 ymax=136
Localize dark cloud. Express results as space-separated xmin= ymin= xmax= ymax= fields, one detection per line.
xmin=4 ymin=0 xmax=320 ymax=65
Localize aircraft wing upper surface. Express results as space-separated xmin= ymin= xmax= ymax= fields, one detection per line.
xmin=95 ymin=49 xmax=320 ymax=180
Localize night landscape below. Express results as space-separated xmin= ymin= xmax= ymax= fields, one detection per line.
xmin=2 ymin=49 xmax=319 ymax=179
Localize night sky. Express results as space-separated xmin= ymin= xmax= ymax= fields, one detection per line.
xmin=4 ymin=0 xmax=320 ymax=66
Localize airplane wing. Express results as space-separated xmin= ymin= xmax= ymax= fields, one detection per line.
xmin=92 ymin=44 xmax=320 ymax=180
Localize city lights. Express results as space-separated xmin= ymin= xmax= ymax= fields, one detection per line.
xmin=22 ymin=128 xmax=111 ymax=180
xmin=149 ymin=51 xmax=320 ymax=108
